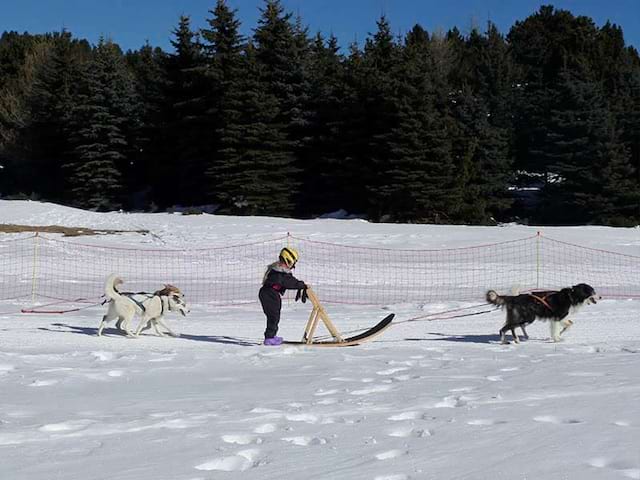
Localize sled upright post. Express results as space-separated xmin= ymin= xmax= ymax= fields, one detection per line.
xmin=302 ymin=288 xmax=344 ymax=344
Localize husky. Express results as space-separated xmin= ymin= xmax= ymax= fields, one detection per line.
xmin=486 ymin=283 xmax=599 ymax=344
xmin=98 ymin=274 xmax=189 ymax=337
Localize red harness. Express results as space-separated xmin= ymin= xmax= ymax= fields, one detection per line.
xmin=529 ymin=292 xmax=554 ymax=310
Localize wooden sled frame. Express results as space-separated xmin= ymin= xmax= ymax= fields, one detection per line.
xmin=292 ymin=288 xmax=394 ymax=347
xmin=302 ymin=288 xmax=344 ymax=344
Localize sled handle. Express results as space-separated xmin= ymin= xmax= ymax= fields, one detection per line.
xmin=302 ymin=287 xmax=344 ymax=344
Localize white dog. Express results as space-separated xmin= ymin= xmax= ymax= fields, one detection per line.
xmin=98 ymin=274 xmax=190 ymax=337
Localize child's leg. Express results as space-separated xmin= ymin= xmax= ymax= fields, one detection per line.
xmin=259 ymin=287 xmax=282 ymax=338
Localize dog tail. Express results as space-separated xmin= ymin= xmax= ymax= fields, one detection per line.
xmin=105 ymin=274 xmax=124 ymax=301
xmin=486 ymin=290 xmax=505 ymax=306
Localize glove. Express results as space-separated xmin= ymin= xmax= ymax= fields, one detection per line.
xmin=295 ymin=286 xmax=308 ymax=303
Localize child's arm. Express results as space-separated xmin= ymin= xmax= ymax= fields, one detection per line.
xmin=281 ymin=273 xmax=306 ymax=291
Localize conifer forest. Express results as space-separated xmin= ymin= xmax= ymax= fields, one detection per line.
xmin=1 ymin=1 xmax=639 ymax=225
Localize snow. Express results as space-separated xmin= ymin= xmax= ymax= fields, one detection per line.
xmin=1 ymin=200 xmax=639 ymax=480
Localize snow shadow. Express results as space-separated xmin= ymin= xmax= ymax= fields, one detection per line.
xmin=41 ymin=323 xmax=101 ymax=336
xmin=176 ymin=334 xmax=259 ymax=346
xmin=40 ymin=323 xmax=259 ymax=345
xmin=405 ymin=332 xmax=504 ymax=344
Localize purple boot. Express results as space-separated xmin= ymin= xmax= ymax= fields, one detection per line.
xmin=263 ymin=336 xmax=283 ymax=346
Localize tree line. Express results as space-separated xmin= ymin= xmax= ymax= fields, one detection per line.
xmin=0 ymin=1 xmax=639 ymax=225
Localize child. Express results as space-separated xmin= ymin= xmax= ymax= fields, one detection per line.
xmin=259 ymin=247 xmax=307 ymax=345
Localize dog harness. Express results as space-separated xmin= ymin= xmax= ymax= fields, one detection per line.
xmin=528 ymin=292 xmax=554 ymax=310
xmin=121 ymin=292 xmax=162 ymax=313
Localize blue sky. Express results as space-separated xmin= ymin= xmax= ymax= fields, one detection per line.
xmin=3 ymin=0 xmax=639 ymax=52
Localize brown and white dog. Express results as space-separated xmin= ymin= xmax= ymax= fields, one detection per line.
xmin=486 ymin=283 xmax=599 ymax=344
xmin=98 ymin=274 xmax=190 ymax=337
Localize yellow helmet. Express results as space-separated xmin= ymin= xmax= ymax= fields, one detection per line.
xmin=279 ymin=247 xmax=299 ymax=268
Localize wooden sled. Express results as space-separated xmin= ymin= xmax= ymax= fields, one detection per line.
xmin=284 ymin=288 xmax=394 ymax=347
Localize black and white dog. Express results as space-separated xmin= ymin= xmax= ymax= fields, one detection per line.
xmin=486 ymin=283 xmax=599 ymax=344
xmin=98 ymin=274 xmax=190 ymax=337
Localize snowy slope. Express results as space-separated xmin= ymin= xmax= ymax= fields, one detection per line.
xmin=0 ymin=200 xmax=639 ymax=480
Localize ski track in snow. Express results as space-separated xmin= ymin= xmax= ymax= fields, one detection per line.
xmin=0 ymin=201 xmax=639 ymax=479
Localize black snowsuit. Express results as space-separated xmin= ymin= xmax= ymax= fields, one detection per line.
xmin=259 ymin=262 xmax=306 ymax=338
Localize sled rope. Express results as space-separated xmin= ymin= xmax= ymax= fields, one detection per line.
xmin=393 ymin=303 xmax=499 ymax=325
xmin=310 ymin=304 xmax=498 ymax=341
xmin=21 ymin=297 xmax=105 ymax=314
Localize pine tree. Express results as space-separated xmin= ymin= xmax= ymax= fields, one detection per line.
xmin=360 ymin=16 xmax=402 ymax=220
xmin=64 ymin=39 xmax=139 ymax=210
xmin=212 ymin=41 xmax=291 ymax=214
xmin=509 ymin=6 xmax=600 ymax=177
xmin=541 ymin=67 xmax=638 ymax=224
xmin=297 ymin=33 xmax=349 ymax=216
xmin=595 ymin=23 xmax=640 ymax=223
xmin=382 ymin=25 xmax=458 ymax=222
xmin=24 ymin=32 xmax=90 ymax=202
xmin=125 ymin=43 xmax=169 ymax=209
xmin=250 ymin=0 xmax=305 ymax=215
xmin=447 ymin=26 xmax=513 ymax=223
xmin=200 ymin=0 xmax=245 ymax=207
xmin=164 ymin=16 xmax=208 ymax=206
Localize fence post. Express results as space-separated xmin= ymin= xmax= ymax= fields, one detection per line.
xmin=536 ymin=231 xmax=541 ymax=289
xmin=31 ymin=232 xmax=40 ymax=304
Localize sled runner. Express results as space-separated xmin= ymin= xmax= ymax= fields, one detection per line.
xmin=285 ymin=288 xmax=394 ymax=347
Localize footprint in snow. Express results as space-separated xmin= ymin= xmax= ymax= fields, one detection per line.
xmin=39 ymin=419 xmax=93 ymax=433
xmin=387 ymin=360 xmax=415 ymax=366
xmin=194 ymin=449 xmax=261 ymax=472
xmin=350 ymin=384 xmax=393 ymax=395
xmin=29 ymin=379 xmax=58 ymax=387
xmin=375 ymin=449 xmax=406 ymax=460
xmin=221 ymin=434 xmax=262 ymax=445
xmin=621 ymin=468 xmax=640 ymax=479
xmin=250 ymin=407 xmax=281 ymax=414
xmin=91 ymin=351 xmax=114 ymax=362
xmin=449 ymin=386 xmax=475 ymax=393
xmin=533 ymin=415 xmax=583 ymax=425
xmin=435 ymin=396 xmax=466 ymax=408
xmin=253 ymin=423 xmax=276 ymax=434
xmin=148 ymin=356 xmax=175 ymax=363
xmin=588 ymin=458 xmax=640 ymax=479
xmin=314 ymin=388 xmax=339 ymax=396
xmin=388 ymin=426 xmax=432 ymax=438
xmin=467 ymin=419 xmax=507 ymax=426
xmin=377 ymin=367 xmax=410 ymax=376
xmin=284 ymin=413 xmax=319 ymax=424
xmin=281 ymin=436 xmax=327 ymax=446
xmin=388 ymin=411 xmax=421 ymax=421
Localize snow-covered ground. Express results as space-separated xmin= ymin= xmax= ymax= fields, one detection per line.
xmin=1 ymin=200 xmax=639 ymax=480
